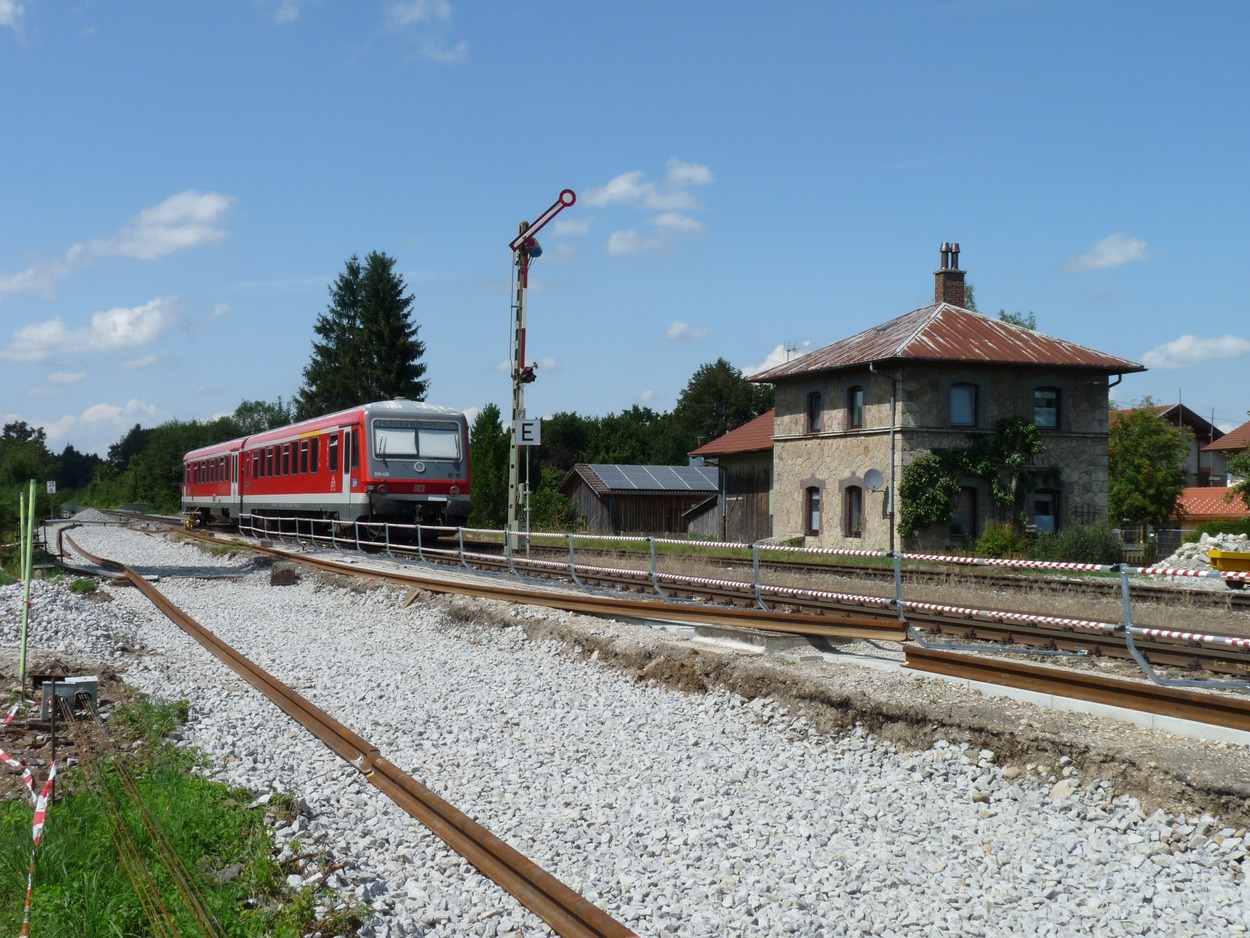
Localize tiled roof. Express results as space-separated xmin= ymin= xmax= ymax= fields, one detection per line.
xmin=561 ymin=464 xmax=719 ymax=496
xmin=689 ymin=410 xmax=775 ymax=457
xmin=750 ymin=304 xmax=1144 ymax=382
xmin=1204 ymin=418 xmax=1250 ymax=453
xmin=1176 ymin=487 xmax=1250 ymax=520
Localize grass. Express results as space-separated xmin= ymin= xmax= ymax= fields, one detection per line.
xmin=0 ymin=696 xmax=364 ymax=937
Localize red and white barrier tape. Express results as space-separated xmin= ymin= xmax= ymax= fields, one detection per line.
xmin=18 ymin=763 xmax=57 ymax=938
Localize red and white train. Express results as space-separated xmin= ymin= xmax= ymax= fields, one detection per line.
xmin=181 ymin=399 xmax=471 ymax=531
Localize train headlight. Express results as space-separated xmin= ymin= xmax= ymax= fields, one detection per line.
xmin=376 ymin=483 xmax=390 ymax=496
xmin=449 ymin=485 xmax=460 ymax=496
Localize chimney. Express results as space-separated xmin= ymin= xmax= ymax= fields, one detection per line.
xmin=934 ymin=241 xmax=966 ymax=307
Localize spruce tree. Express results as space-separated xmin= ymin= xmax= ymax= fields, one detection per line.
xmin=295 ymin=251 xmax=428 ymax=418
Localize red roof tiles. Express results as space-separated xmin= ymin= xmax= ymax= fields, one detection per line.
xmin=1176 ymin=487 xmax=1249 ymax=521
xmin=1204 ymin=418 xmax=1250 ymax=453
xmin=689 ymin=410 xmax=775 ymax=457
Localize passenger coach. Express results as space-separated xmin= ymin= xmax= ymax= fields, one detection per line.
xmin=182 ymin=400 xmax=471 ymax=531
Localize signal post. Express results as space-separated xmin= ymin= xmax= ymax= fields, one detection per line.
xmin=507 ymin=189 xmax=575 ymax=545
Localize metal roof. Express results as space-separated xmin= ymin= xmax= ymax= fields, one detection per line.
xmin=750 ymin=304 xmax=1145 ymax=382
xmin=689 ymin=410 xmax=775 ymax=457
xmin=564 ymin=464 xmax=719 ymax=496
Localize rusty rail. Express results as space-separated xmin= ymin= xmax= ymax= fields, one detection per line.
xmin=904 ymin=645 xmax=1250 ymax=733
xmin=63 ymin=533 xmax=638 ymax=938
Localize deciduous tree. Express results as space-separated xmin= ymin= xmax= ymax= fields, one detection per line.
xmin=1108 ymin=402 xmax=1191 ymax=526
xmin=673 ymin=358 xmax=774 ymax=452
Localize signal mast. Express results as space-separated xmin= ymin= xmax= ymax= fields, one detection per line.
xmin=508 ymin=189 xmax=576 ymax=543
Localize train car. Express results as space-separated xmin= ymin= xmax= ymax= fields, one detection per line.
xmin=182 ymin=399 xmax=471 ymax=531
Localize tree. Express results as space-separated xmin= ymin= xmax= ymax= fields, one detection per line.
xmin=233 ymin=398 xmax=294 ymax=434
xmin=1108 ymin=402 xmax=1191 ymax=526
xmin=672 ymin=358 xmax=774 ymax=452
xmin=56 ymin=444 xmax=102 ymax=490
xmin=1228 ymin=451 xmax=1250 ymax=511
xmin=295 ymin=251 xmax=428 ymax=419
xmin=998 ymin=310 xmax=1037 ymax=330
xmin=468 ymin=404 xmax=509 ymax=528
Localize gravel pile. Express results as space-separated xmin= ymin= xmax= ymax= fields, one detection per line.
xmin=1160 ymin=532 xmax=1250 ymax=573
xmin=7 ymin=521 xmax=1250 ymax=936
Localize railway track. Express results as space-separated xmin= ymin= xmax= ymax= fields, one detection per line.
xmin=62 ymin=532 xmax=639 ymax=938
xmin=79 ymin=518 xmax=1250 ymax=732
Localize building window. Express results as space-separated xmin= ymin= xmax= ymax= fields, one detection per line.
xmin=844 ymin=486 xmax=864 ymax=537
xmin=805 ymin=487 xmax=821 ymax=535
xmin=950 ymin=383 xmax=977 ymax=427
xmin=1034 ymin=387 xmax=1059 ymax=429
xmin=1030 ymin=489 xmax=1059 ymax=534
xmin=806 ymin=392 xmax=823 ymax=433
xmin=846 ymin=386 xmax=864 ymax=430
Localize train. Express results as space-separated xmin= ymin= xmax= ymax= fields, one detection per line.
xmin=181 ymin=399 xmax=471 ymax=533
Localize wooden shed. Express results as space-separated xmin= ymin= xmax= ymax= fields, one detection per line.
xmin=689 ymin=410 xmax=775 ymax=543
xmin=559 ymin=464 xmax=719 ymax=535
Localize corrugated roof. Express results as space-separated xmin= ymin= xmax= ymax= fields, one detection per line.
xmin=1204 ymin=418 xmax=1250 ymax=453
xmin=1176 ymin=487 xmax=1250 ymax=520
xmin=689 ymin=410 xmax=775 ymax=457
xmin=750 ymin=304 xmax=1145 ymax=382
xmin=563 ymin=463 xmax=719 ymax=496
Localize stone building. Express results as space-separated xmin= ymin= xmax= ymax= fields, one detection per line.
xmin=749 ymin=245 xmax=1145 ymax=552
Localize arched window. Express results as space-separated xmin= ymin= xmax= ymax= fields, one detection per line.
xmin=844 ymin=486 xmax=864 ymax=537
xmin=805 ymin=487 xmax=822 ymax=535
xmin=806 ymin=392 xmax=823 ymax=433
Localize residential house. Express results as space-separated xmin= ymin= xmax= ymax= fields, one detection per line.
xmin=1110 ymin=403 xmax=1227 ymax=486
xmin=749 ymin=244 xmax=1146 ymax=551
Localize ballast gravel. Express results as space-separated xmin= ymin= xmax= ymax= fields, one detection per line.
xmin=5 ymin=518 xmax=1250 ymax=937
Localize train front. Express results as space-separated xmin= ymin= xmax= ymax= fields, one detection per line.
xmin=362 ymin=407 xmax=470 ymax=529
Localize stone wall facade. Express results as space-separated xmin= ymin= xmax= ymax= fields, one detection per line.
xmin=771 ymin=364 xmax=1113 ymax=551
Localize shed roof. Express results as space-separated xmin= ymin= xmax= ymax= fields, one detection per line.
xmin=1176 ymin=487 xmax=1250 ymax=521
xmin=689 ymin=410 xmax=775 ymax=458
xmin=749 ymin=304 xmax=1144 ymax=382
xmin=561 ymin=463 xmax=719 ymax=496
xmin=1203 ymin=417 xmax=1250 ymax=453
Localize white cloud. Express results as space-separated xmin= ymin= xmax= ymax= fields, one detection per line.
xmin=553 ymin=217 xmax=592 ymax=237
xmin=0 ymin=297 xmax=179 ymax=363
xmin=744 ymin=341 xmax=812 ymax=376
xmin=47 ymin=372 xmax=87 ymax=385
xmin=42 ymin=399 xmax=163 ymax=447
xmin=210 ymin=302 xmax=231 ymax=319
xmin=607 ymin=230 xmax=663 ymax=255
xmin=76 ymin=190 xmax=236 ymax=261
xmin=386 ymin=0 xmax=451 ymax=27
xmin=638 ymin=389 xmax=659 ymax=403
xmin=1065 ymin=233 xmax=1149 ymax=271
xmin=587 ymin=158 xmax=713 ymax=255
xmin=0 ymin=0 xmax=23 ymax=31
xmin=270 ymin=0 xmax=317 ymax=24
xmin=665 ymin=320 xmax=709 ymax=342
xmin=0 ymin=191 xmax=236 ymax=300
xmin=1141 ymin=334 xmax=1250 ymax=369
xmin=420 ymin=38 xmax=468 ymax=62
xmin=120 ymin=355 xmax=160 ymax=371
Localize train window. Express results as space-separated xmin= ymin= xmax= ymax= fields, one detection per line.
xmin=299 ymin=440 xmax=309 ymax=475
xmin=281 ymin=443 xmax=291 ymax=476
xmin=373 ymin=420 xmax=460 ymax=460
xmin=310 ymin=437 xmax=319 ymax=474
xmin=328 ymin=434 xmax=339 ymax=473
xmin=266 ymin=447 xmax=275 ymax=478
xmin=348 ymin=429 xmax=359 ymax=471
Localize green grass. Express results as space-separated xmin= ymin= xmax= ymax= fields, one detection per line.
xmin=0 ymin=696 xmax=363 ymax=937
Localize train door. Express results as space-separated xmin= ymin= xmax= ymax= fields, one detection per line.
xmin=342 ymin=426 xmax=360 ymax=519
xmin=231 ymin=452 xmax=241 ymax=517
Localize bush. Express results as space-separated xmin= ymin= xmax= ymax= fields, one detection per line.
xmin=69 ymin=578 xmax=98 ymax=595
xmin=1030 ymin=523 xmax=1124 ymax=565
xmin=975 ymin=521 xmax=1028 ymax=558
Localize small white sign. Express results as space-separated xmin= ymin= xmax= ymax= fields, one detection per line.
xmin=46 ymin=481 xmax=57 ymax=495
xmin=514 ymin=419 xmax=542 ymax=447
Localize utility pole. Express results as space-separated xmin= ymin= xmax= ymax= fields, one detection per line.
xmin=507 ymin=189 xmax=575 ymax=546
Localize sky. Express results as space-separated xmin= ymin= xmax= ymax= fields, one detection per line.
xmin=3 ymin=1 xmax=1249 ymax=458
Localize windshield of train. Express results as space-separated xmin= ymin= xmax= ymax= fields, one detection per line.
xmin=373 ymin=420 xmax=460 ymax=461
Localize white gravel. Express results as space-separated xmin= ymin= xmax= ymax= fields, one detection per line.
xmin=5 ymin=516 xmax=1250 ymax=937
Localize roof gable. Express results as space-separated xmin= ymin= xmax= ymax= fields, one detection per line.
xmin=750 ymin=304 xmax=1144 ymax=382
xmin=1204 ymin=417 xmax=1250 ymax=453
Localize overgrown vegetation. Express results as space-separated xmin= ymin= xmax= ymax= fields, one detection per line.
xmin=0 ymin=695 xmax=362 ymax=936
xmin=1184 ymin=518 xmax=1250 ymax=543
xmin=1029 ymin=522 xmax=1124 ymax=565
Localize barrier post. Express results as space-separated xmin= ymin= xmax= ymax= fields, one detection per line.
xmin=647 ymin=537 xmax=669 ymax=601
xmin=751 ymin=544 xmax=770 ymax=612
xmin=567 ymin=535 xmax=587 ymax=590
xmin=892 ymin=551 xmax=907 ymax=621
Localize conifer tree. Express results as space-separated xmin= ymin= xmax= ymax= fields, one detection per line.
xmin=295 ymin=252 xmax=428 ymax=418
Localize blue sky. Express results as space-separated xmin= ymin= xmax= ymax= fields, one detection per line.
xmin=3 ymin=0 xmax=1248 ymax=458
